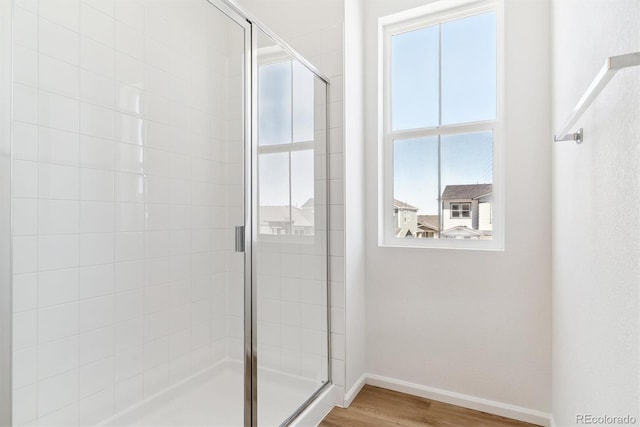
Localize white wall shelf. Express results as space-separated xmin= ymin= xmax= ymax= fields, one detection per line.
xmin=554 ymin=52 xmax=640 ymax=143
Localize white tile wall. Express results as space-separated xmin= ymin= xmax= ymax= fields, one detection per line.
xmin=11 ymin=0 xmax=244 ymax=424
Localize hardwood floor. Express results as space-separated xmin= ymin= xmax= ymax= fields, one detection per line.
xmin=319 ymin=385 xmax=541 ymax=427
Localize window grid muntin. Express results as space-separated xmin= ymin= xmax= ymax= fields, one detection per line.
xmin=451 ymin=202 xmax=471 ymax=218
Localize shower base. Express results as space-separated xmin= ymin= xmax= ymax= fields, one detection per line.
xmin=102 ymin=360 xmax=324 ymax=427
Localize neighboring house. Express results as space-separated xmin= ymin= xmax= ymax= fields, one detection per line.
xmin=260 ymin=198 xmax=315 ymax=236
xmin=441 ymin=184 xmax=492 ymax=240
xmin=394 ymin=200 xmax=439 ymax=238
xmin=417 ymin=215 xmax=439 ymax=238
xmin=394 ymin=185 xmax=492 ymax=240
xmin=394 ymin=199 xmax=419 ymax=237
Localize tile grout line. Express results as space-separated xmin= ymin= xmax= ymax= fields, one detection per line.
xmin=34 ymin=0 xmax=40 ymax=421
xmin=109 ymin=0 xmax=116 ymax=419
xmin=77 ymin=0 xmax=83 ymax=422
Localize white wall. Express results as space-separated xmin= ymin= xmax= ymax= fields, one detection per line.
xmin=343 ymin=0 xmax=367 ymax=401
xmin=551 ymin=1 xmax=640 ymax=425
xmin=363 ymin=0 xmax=552 ymax=413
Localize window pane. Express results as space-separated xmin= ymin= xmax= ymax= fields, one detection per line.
xmin=259 ymin=62 xmax=292 ymax=146
xmin=393 ymin=137 xmax=439 ymax=239
xmin=441 ymin=12 xmax=496 ymax=125
xmin=391 ymin=26 xmax=439 ymax=131
xmin=259 ymin=152 xmax=290 ymax=235
xmin=293 ymin=61 xmax=314 ymax=143
xmin=441 ymin=131 xmax=493 ymax=240
xmin=291 ymin=150 xmax=314 ymax=236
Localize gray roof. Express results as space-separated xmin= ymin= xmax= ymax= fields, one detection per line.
xmin=260 ymin=206 xmax=314 ymax=227
xmin=394 ymin=199 xmax=419 ymax=211
xmin=417 ymin=215 xmax=439 ymax=230
xmin=440 ymin=225 xmax=484 ymax=237
xmin=301 ymin=198 xmax=315 ymax=209
xmin=442 ymin=184 xmax=492 ymax=200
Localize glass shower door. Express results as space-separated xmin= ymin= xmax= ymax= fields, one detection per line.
xmin=101 ymin=1 xmax=250 ymax=425
xmin=8 ymin=0 xmax=249 ymax=425
xmin=254 ymin=29 xmax=330 ymax=426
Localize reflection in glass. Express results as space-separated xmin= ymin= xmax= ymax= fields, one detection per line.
xmin=259 ymin=152 xmax=290 ymax=235
xmin=255 ymin=30 xmax=329 ymax=427
xmin=293 ymin=62 xmax=315 ymax=142
xmin=259 ymin=62 xmax=292 ymax=146
xmin=291 ymin=150 xmax=315 ymax=236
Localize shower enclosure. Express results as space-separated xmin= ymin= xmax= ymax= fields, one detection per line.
xmin=1 ymin=0 xmax=330 ymax=425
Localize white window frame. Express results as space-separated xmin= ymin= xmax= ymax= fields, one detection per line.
xmin=378 ymin=0 xmax=505 ymax=250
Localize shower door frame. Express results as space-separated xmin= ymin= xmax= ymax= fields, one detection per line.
xmin=206 ymin=1 xmax=333 ymax=426
xmin=205 ymin=3 xmax=257 ymax=426
xmin=246 ymin=8 xmax=333 ymax=427
xmin=248 ymin=25 xmax=333 ymax=426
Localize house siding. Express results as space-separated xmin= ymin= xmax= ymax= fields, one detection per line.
xmin=442 ymin=199 xmax=479 ymax=231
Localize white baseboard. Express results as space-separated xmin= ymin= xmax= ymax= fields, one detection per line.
xmin=549 ymin=414 xmax=557 ymax=427
xmin=343 ymin=374 xmax=367 ymax=407
xmin=365 ymin=374 xmax=553 ymax=427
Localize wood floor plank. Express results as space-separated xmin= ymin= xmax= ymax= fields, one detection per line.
xmin=319 ymin=386 xmax=541 ymax=427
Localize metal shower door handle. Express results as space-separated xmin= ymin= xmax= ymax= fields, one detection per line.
xmin=235 ymin=225 xmax=245 ymax=253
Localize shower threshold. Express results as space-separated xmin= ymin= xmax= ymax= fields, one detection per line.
xmin=100 ymin=360 xmax=321 ymax=427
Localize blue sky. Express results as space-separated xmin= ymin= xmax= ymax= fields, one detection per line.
xmin=392 ymin=11 xmax=496 ymax=214
xmin=256 ymin=11 xmax=496 ymax=213
xmin=394 ymin=131 xmax=493 ymax=213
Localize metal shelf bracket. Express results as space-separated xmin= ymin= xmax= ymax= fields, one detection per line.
xmin=554 ymin=128 xmax=583 ymax=144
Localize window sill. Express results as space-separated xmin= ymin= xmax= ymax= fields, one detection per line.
xmin=379 ymin=238 xmax=504 ymax=251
